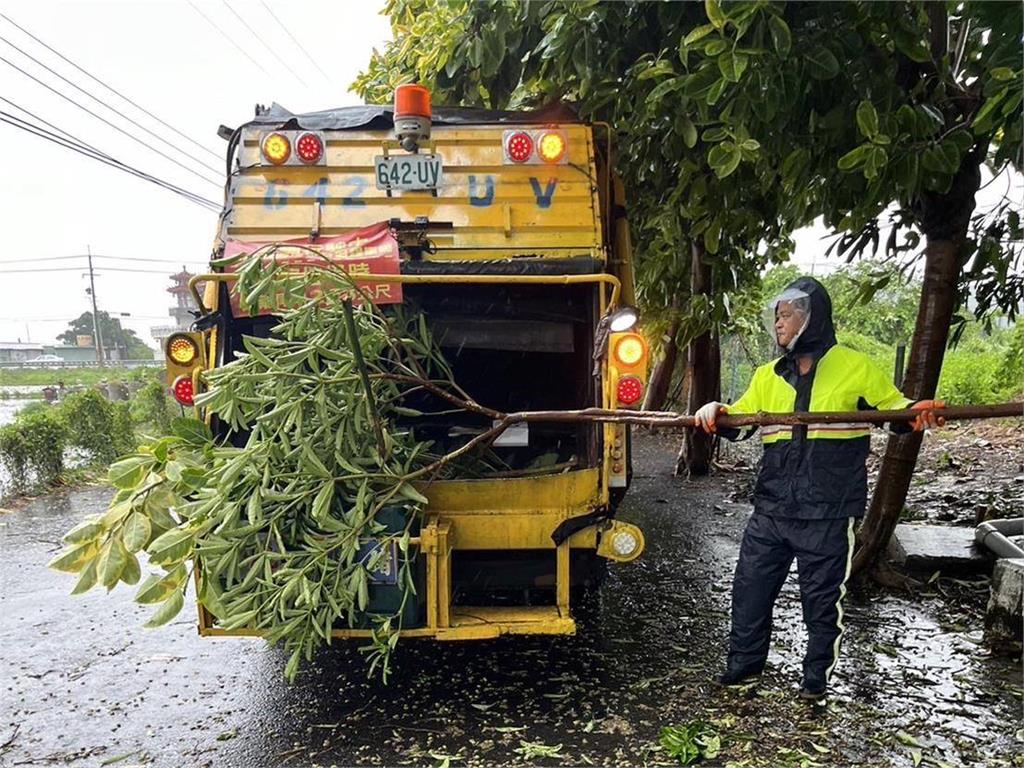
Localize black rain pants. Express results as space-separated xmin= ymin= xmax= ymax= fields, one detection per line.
xmin=726 ymin=513 xmax=855 ymax=690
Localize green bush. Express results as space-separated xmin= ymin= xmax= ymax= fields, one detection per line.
xmin=111 ymin=401 xmax=136 ymax=456
xmin=994 ymin=322 xmax=1023 ymax=399
xmin=938 ymin=347 xmax=1004 ymax=405
xmin=129 ymin=379 xmax=176 ymax=435
xmin=60 ymin=389 xmax=134 ymax=464
xmin=0 ymin=408 xmax=67 ymax=490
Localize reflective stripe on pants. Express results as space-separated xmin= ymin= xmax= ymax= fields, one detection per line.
xmin=727 ymin=514 xmax=856 ymax=687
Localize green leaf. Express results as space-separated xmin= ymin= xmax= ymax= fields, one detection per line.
xmin=973 ymin=89 xmax=1007 ymax=133
xmin=718 ymin=52 xmax=748 ymax=83
xmin=863 ymin=145 xmax=888 ymax=179
xmin=990 ymin=66 xmax=1016 ymax=82
xmin=171 ymin=418 xmax=212 ymax=446
xmin=701 ymin=126 xmax=728 ymax=142
xmin=136 ymin=564 xmax=188 ymax=604
xmin=805 ymin=46 xmax=839 ymax=80
xmin=646 ymin=76 xmax=686 ymax=104
xmin=108 ymin=456 xmax=155 ymax=490
xmin=98 ymin=538 xmax=129 ymax=589
xmin=837 ymin=144 xmax=872 ymax=171
xmin=49 ymin=541 xmax=99 ymax=574
xmin=123 ymin=512 xmax=152 ymax=553
xmin=147 ymin=527 xmax=195 ymax=566
xmin=895 ymin=731 xmax=923 ymax=748
xmin=636 ymin=61 xmax=674 ymax=80
xmin=739 ymin=139 xmax=760 ymax=151
xmin=705 ymin=78 xmax=727 ymax=106
xmin=892 ymin=153 xmax=920 ymax=191
xmin=683 ymin=23 xmax=716 ymax=47
xmin=120 ymin=551 xmax=141 ymax=586
xmin=63 ymin=518 xmax=104 ymax=545
xmin=143 ymin=589 xmax=185 ymax=628
xmin=71 ymin=558 xmax=98 ymax=595
xmin=312 ymin=480 xmax=335 ymax=521
xmin=703 ymin=39 xmax=728 ymax=57
xmin=707 ymin=141 xmax=741 ymax=178
xmin=704 ymin=219 xmax=722 ymax=254
xmin=678 ymin=115 xmax=698 ymax=149
xmin=892 ymin=26 xmax=931 ymax=63
xmin=704 ymin=0 xmax=727 ymax=30
xmin=397 ymin=482 xmax=429 ymax=505
xmin=856 ymin=100 xmax=879 ymax=139
xmin=767 ymin=15 xmax=791 ymax=58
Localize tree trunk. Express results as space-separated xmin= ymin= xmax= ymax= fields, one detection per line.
xmin=852 ymin=148 xmax=983 ymax=576
xmin=642 ymin=318 xmax=681 ymax=412
xmin=675 ymin=241 xmax=720 ymax=477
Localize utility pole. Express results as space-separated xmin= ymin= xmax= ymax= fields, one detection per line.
xmin=87 ymin=245 xmax=105 ymax=366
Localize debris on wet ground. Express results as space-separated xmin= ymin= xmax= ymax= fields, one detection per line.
xmin=2 ymin=433 xmax=1021 ymax=767
xmin=888 ymin=524 xmax=992 ymax=575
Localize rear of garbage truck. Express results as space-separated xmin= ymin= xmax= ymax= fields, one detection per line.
xmin=167 ymin=92 xmax=650 ymax=640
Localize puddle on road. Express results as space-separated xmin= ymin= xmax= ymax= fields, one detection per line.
xmin=1 ymin=434 xmax=1021 ymax=768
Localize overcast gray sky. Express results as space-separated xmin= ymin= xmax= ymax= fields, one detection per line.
xmin=0 ymin=0 xmax=390 ymax=348
xmin=0 ymin=1 xmax=1018 ymax=350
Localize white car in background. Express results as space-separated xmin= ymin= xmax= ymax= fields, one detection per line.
xmin=25 ymin=354 xmax=63 ymax=366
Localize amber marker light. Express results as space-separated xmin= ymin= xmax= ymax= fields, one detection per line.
xmin=166 ymin=334 xmax=198 ymax=365
xmin=613 ymin=333 xmax=647 ymax=368
xmin=537 ymin=131 xmax=566 ymax=163
xmin=261 ymin=132 xmax=291 ymax=165
xmin=394 ymin=83 xmax=432 ymax=119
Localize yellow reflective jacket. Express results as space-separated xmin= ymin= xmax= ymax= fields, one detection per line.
xmin=725 ymin=345 xmax=912 ymax=519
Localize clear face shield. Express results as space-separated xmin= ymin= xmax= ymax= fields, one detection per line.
xmin=763 ymin=287 xmax=811 ymax=352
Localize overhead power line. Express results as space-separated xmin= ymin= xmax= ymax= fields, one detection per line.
xmin=0 ymin=33 xmax=223 ymax=177
xmin=0 ymin=110 xmax=221 ymax=211
xmin=259 ymin=0 xmax=331 ymax=82
xmin=0 ymin=266 xmax=185 ymax=274
xmin=0 ymin=255 xmax=207 ymax=266
xmin=186 ymin=0 xmax=273 ymax=77
xmin=0 ymin=53 xmax=222 ymax=187
xmin=0 ymin=100 xmax=220 ymax=214
xmin=0 ymin=254 xmax=208 ymax=266
xmin=222 ymin=0 xmax=307 ymax=87
xmin=0 ymin=107 xmax=220 ymax=210
xmin=0 ymin=11 xmax=222 ymax=161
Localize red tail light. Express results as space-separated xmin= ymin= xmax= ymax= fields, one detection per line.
xmin=505 ymin=131 xmax=534 ymax=163
xmin=295 ymin=132 xmax=324 ymax=164
xmin=617 ymin=376 xmax=644 ymax=406
xmin=172 ymin=375 xmax=194 ymax=406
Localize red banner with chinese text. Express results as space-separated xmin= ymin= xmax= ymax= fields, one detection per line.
xmin=222 ymin=222 xmax=402 ymax=317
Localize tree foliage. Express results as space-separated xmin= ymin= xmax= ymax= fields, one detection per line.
xmin=58 ymin=311 xmax=154 ymax=360
xmin=355 ymin=0 xmax=1022 ymax=325
xmin=354 ymin=0 xmax=801 ymax=340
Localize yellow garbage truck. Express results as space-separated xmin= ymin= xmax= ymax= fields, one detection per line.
xmin=167 ymin=88 xmax=649 ymax=641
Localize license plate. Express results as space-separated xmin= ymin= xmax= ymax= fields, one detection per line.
xmin=374 ymin=154 xmax=443 ymax=191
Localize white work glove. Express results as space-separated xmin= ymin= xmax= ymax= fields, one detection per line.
xmin=695 ymin=401 xmax=727 ymax=434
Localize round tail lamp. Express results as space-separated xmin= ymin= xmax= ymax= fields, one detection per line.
xmin=295 ymin=132 xmax=324 ymax=164
xmin=617 ymin=375 xmax=644 ymax=406
xmin=172 ymin=375 xmax=195 ymax=406
xmin=506 ymin=131 xmax=534 ymax=163
xmin=261 ymin=132 xmax=291 ymax=165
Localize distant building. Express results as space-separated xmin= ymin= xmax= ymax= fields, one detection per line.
xmin=0 ymin=342 xmax=44 ymax=362
xmin=152 ymin=266 xmax=201 ymax=349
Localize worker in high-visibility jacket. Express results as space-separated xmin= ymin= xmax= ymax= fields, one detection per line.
xmin=696 ymin=276 xmax=944 ymax=701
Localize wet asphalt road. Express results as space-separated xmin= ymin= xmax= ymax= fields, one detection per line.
xmin=1 ymin=434 xmax=1020 ymax=768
